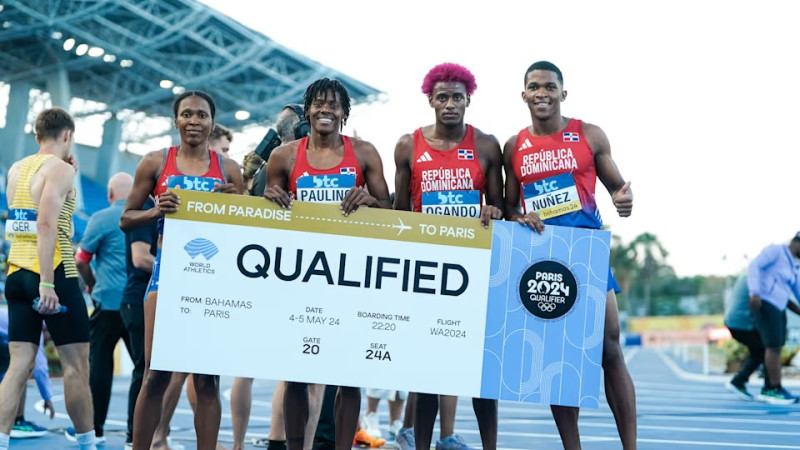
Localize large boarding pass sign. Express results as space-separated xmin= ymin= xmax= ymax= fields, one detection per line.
xmin=153 ymin=190 xmax=610 ymax=407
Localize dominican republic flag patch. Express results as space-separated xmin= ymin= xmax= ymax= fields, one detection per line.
xmin=340 ymin=167 xmax=356 ymax=176
xmin=563 ymin=132 xmax=580 ymax=142
xmin=457 ymin=149 xmax=474 ymax=160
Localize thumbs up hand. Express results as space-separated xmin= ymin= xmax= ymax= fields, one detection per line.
xmin=613 ymin=181 xmax=633 ymax=217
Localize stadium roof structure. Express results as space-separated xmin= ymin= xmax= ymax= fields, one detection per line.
xmin=0 ymin=0 xmax=382 ymax=130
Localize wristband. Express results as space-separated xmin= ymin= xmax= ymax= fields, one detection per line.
xmin=39 ymin=282 xmax=55 ymax=288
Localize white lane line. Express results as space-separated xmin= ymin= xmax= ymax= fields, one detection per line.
xmin=634 ymin=438 xmax=800 ymax=449
xmin=651 ymin=347 xmax=800 ymax=389
xmin=493 ymin=418 xmax=800 ymax=436
xmin=642 ymin=414 xmax=800 ymax=426
xmin=457 ymin=429 xmax=800 ymax=449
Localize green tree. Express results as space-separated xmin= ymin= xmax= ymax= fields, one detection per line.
xmin=628 ymin=232 xmax=669 ymax=315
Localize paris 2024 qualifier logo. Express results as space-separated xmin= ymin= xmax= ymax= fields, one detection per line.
xmin=518 ymin=260 xmax=578 ymax=320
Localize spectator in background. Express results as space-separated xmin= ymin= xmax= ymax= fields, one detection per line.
xmin=119 ymin=195 xmax=158 ymax=450
xmin=208 ymin=124 xmax=233 ymax=157
xmin=71 ymin=172 xmax=135 ymax=444
xmin=724 ymin=274 xmax=768 ymax=400
xmin=746 ymin=232 xmax=800 ymax=405
xmin=0 ymin=309 xmax=54 ymax=439
xmin=241 ymin=152 xmax=265 ymax=194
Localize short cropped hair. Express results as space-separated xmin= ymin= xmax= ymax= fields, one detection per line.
xmin=172 ymin=90 xmax=216 ymax=120
xmin=276 ymin=106 xmax=301 ymax=142
xmin=524 ymin=61 xmax=564 ymax=85
xmin=34 ymin=107 xmax=75 ymax=141
xmin=209 ymin=124 xmax=233 ymax=143
xmin=421 ymin=63 xmax=477 ymax=96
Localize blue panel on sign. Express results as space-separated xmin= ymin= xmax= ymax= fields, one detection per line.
xmin=481 ymin=223 xmax=610 ymax=407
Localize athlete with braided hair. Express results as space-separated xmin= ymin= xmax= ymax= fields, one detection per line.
xmin=265 ymin=78 xmax=391 ymax=450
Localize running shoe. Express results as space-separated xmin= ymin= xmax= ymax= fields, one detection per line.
xmin=361 ymin=411 xmax=382 ymax=438
xmin=387 ymin=419 xmax=403 ymax=441
xmin=725 ymin=381 xmax=754 ymax=400
xmin=435 ymin=434 xmax=475 ymax=450
xmin=10 ymin=419 xmax=46 ymax=438
xmin=394 ymin=428 xmax=415 ymax=450
xmin=64 ymin=427 xmax=106 ymax=445
xmin=353 ymin=428 xmax=386 ymax=448
xmin=757 ymin=387 xmax=799 ymax=405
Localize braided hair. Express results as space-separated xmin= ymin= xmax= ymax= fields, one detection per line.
xmin=303 ymin=78 xmax=351 ymax=130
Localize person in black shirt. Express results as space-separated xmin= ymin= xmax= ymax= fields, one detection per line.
xmin=120 ymin=197 xmax=157 ymax=448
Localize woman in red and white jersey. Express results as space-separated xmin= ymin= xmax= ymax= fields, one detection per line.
xmin=120 ymin=90 xmax=243 ymax=450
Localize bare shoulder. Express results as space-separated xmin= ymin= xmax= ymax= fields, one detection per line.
xmin=40 ymin=157 xmax=75 ymax=189
xmin=394 ymin=132 xmax=414 ymax=156
xmin=7 ymin=160 xmax=22 ymax=179
xmin=41 ymin=156 xmax=74 ymax=174
xmin=138 ymin=148 xmax=168 ymax=172
xmin=221 ymin=156 xmax=240 ymax=173
xmin=503 ymin=133 xmax=518 ymax=149
xmin=352 ymin=138 xmax=380 ymax=157
xmin=269 ymin=140 xmax=299 ymax=164
xmin=581 ymin=121 xmax=610 ymax=153
xmin=395 ymin=132 xmax=414 ymax=148
xmin=471 ymin=126 xmax=501 ymax=150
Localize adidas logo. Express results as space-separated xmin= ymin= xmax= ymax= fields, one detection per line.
xmin=518 ymin=138 xmax=532 ymax=151
xmin=416 ymin=151 xmax=433 ymax=163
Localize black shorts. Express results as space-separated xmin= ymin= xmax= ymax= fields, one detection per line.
xmin=753 ymin=301 xmax=787 ymax=348
xmin=0 ymin=339 xmax=9 ymax=377
xmin=4 ymin=265 xmax=90 ymax=346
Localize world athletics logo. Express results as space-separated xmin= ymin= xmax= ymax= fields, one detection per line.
xmin=183 ymin=238 xmax=219 ymax=260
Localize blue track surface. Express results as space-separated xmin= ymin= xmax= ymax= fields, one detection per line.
xmin=10 ymin=347 xmax=800 ymax=449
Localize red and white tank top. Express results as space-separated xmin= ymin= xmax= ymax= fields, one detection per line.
xmin=288 ymin=136 xmax=365 ymax=203
xmin=511 ymin=119 xmax=602 ymax=229
xmin=410 ymin=125 xmax=485 ymax=218
xmin=153 ymin=146 xmax=227 ymax=198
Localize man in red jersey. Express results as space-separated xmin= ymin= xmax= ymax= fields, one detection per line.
xmin=504 ymin=61 xmax=635 ymax=450
xmin=393 ymin=62 xmax=500 ymax=450
xmin=265 ymin=78 xmax=391 ymax=450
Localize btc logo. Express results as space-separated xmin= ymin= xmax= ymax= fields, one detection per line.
xmin=437 ymin=191 xmax=464 ymax=204
xmin=533 ymin=179 xmax=559 ymax=195
xmin=312 ymin=175 xmax=339 ymax=188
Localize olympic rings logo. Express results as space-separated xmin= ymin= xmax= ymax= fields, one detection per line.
xmin=538 ymin=302 xmax=557 ymax=312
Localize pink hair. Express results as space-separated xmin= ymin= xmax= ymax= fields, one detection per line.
xmin=421 ymin=63 xmax=477 ymax=96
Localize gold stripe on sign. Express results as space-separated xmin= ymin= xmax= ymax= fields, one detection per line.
xmin=169 ymin=190 xmax=491 ymax=249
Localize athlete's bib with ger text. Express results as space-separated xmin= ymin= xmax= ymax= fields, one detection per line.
xmin=5 ymin=208 xmax=38 ymax=240
xmin=522 ymin=173 xmax=581 ymax=219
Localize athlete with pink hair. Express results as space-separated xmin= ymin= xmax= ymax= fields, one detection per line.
xmin=394 ymin=62 xmax=500 ymax=450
